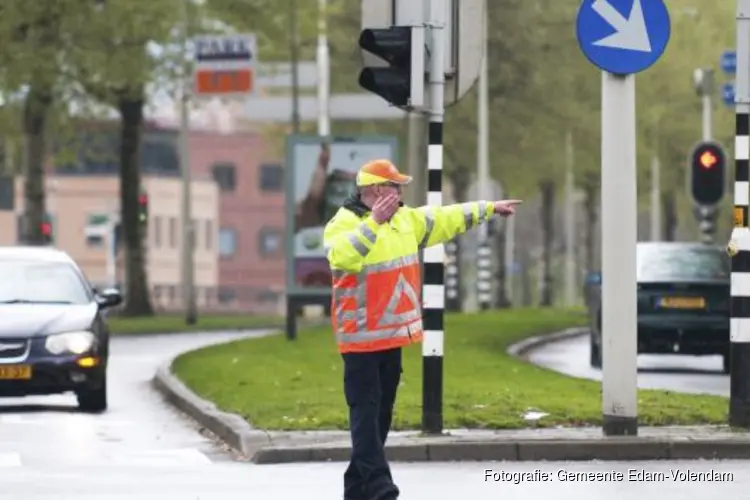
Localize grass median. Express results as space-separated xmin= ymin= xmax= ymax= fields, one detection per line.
xmin=108 ymin=314 xmax=290 ymax=335
xmin=171 ymin=308 xmax=728 ymax=430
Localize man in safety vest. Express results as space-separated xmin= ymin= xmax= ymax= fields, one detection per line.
xmin=323 ymin=159 xmax=521 ymax=500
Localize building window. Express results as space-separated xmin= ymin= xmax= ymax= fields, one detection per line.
xmin=153 ymin=216 xmax=162 ymax=247
xmin=259 ymin=163 xmax=283 ymax=192
xmin=84 ymin=213 xmax=110 ymax=248
xmin=205 ymin=220 xmax=213 ymax=250
xmin=212 ymin=162 xmax=236 ymax=192
xmin=218 ymin=227 xmax=237 ymax=257
xmin=258 ymin=227 xmax=282 ymax=258
xmin=169 ymin=217 xmax=178 ymax=248
xmin=218 ymin=287 xmax=236 ymax=303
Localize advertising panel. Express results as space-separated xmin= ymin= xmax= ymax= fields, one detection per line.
xmin=285 ymin=135 xmax=399 ymax=296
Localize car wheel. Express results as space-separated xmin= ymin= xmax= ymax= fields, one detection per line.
xmin=77 ymin=377 xmax=107 ymax=413
xmin=723 ymin=352 xmax=731 ymax=375
xmin=589 ymin=334 xmax=602 ymax=369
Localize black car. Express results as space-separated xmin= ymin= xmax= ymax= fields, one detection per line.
xmin=0 ymin=246 xmax=122 ymax=412
xmin=588 ymin=242 xmax=730 ymax=372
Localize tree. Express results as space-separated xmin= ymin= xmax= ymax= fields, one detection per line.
xmin=65 ymin=0 xmax=180 ymax=316
xmin=0 ymin=1 xmax=75 ymax=245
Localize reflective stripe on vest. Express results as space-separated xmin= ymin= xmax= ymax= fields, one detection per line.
xmin=417 ymin=203 xmax=487 ymax=248
xmin=326 ymin=221 xmax=378 ymax=258
xmin=332 ymin=252 xmax=421 ymax=347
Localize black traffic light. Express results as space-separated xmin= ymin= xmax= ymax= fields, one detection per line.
xmin=358 ymin=26 xmax=424 ymax=108
xmin=690 ymin=141 xmax=726 ymax=206
xmin=138 ymin=191 xmax=148 ymax=226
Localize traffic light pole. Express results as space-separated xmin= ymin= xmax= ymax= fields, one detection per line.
xmin=729 ymin=0 xmax=750 ymax=427
xmin=180 ymin=0 xmax=197 ymax=325
xmin=422 ymin=0 xmax=447 ymax=435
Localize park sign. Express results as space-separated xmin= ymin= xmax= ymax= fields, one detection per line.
xmin=192 ymin=34 xmax=257 ymax=98
xmin=575 ymin=0 xmax=671 ymax=75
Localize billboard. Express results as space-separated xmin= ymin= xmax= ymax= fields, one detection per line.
xmin=285 ymin=135 xmax=399 ymax=296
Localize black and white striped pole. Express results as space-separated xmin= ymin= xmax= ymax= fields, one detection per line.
xmin=445 ymin=166 xmax=468 ymax=312
xmin=421 ymin=0 xmax=447 ymax=435
xmin=729 ymin=0 xmax=750 ymax=427
xmin=444 ymin=240 xmax=461 ymax=311
xmin=476 ymin=13 xmax=492 ymax=311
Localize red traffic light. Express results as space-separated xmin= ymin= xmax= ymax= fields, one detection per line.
xmin=699 ymin=150 xmax=718 ymax=169
xmin=138 ymin=193 xmax=148 ymax=205
xmin=40 ymin=222 xmax=52 ymax=236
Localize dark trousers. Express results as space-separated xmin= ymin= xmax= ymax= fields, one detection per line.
xmin=342 ymin=347 xmax=402 ymax=500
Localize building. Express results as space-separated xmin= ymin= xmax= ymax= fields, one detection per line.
xmin=0 ymin=175 xmax=220 ymax=313
xmin=0 ymin=121 xmax=287 ymax=314
xmin=189 ymin=130 xmax=285 ymax=313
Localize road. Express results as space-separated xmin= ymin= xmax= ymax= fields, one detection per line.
xmin=528 ymin=333 xmax=728 ymax=396
xmin=2 ymin=329 xmax=744 ymax=499
xmin=2 ymin=459 xmax=747 ymax=498
xmin=0 ymin=331 xmax=261 ymax=469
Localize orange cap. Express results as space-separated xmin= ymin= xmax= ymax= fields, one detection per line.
xmin=356 ymin=160 xmax=412 ymax=186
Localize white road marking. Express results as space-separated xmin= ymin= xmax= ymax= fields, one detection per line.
xmin=0 ymin=452 xmax=22 ymax=467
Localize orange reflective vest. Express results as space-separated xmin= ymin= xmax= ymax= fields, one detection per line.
xmin=323 ymin=199 xmax=495 ymax=353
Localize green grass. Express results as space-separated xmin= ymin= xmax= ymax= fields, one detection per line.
xmin=108 ymin=314 xmax=290 ymax=335
xmin=171 ymin=308 xmax=729 ymax=430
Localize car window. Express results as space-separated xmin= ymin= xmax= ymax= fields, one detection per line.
xmin=637 ymin=246 xmax=729 ymax=281
xmin=0 ymin=260 xmax=92 ymax=304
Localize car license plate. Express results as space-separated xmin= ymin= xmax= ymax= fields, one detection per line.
xmin=0 ymin=365 xmax=32 ymax=380
xmin=659 ymin=297 xmax=705 ymax=309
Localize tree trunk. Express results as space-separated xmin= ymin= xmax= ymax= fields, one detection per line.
xmin=582 ymin=180 xmax=598 ymax=273
xmin=539 ymin=179 xmax=555 ymax=307
xmin=662 ymin=190 xmax=678 ymax=242
xmin=22 ymin=86 xmax=52 ymax=245
xmin=493 ymin=221 xmax=511 ymax=308
xmin=118 ymin=90 xmax=153 ymax=316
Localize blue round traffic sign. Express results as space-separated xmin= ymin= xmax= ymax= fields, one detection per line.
xmin=576 ymin=0 xmax=671 ymax=75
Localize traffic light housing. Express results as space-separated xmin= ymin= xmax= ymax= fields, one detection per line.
xmin=358 ymin=26 xmax=424 ymax=108
xmin=690 ymin=141 xmax=726 ymax=206
xmin=138 ymin=191 xmax=148 ymax=226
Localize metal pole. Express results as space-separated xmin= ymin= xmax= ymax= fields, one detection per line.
xmin=564 ymin=131 xmax=576 ymax=307
xmin=406 ymin=113 xmax=425 ymax=207
xmin=476 ymin=14 xmax=491 ymax=311
xmin=504 ymin=215 xmax=515 ymax=304
xmin=180 ymin=0 xmax=196 ymax=325
xmin=316 ymin=0 xmax=330 ymax=136
xmin=289 ymin=0 xmax=301 ymax=133
xmin=729 ymin=0 xmax=750 ymax=427
xmin=702 ymin=74 xmax=714 ymax=141
xmin=650 ymin=155 xmax=661 ymax=241
xmin=422 ymin=0 xmax=446 ymax=435
xmin=601 ymin=71 xmax=638 ymax=436
xmin=106 ymin=217 xmax=117 ymax=288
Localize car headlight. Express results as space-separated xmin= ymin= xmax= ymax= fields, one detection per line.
xmin=45 ymin=331 xmax=95 ymax=355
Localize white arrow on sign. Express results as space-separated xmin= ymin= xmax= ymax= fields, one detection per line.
xmin=591 ymin=0 xmax=652 ymax=53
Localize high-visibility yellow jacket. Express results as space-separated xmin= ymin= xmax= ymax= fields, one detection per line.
xmin=324 ymin=197 xmax=495 ymax=353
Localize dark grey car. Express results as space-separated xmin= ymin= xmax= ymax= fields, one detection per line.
xmin=587 ymin=242 xmax=730 ymax=373
xmin=0 ymin=246 xmax=122 ymax=412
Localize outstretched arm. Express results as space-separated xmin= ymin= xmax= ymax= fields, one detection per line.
xmin=408 ymin=199 xmax=521 ymax=248
xmin=409 ymin=201 xmax=493 ymax=248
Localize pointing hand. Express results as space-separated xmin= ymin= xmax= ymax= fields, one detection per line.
xmin=493 ymin=199 xmax=522 ymax=216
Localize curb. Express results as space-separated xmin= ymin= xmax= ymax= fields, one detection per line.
xmin=154 ymin=326 xmax=750 ymax=465
xmin=252 ymin=438 xmax=750 ymax=464
xmin=506 ymin=326 xmax=588 ymax=358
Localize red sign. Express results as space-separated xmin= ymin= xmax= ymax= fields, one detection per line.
xmin=194 ymin=69 xmax=254 ymax=96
